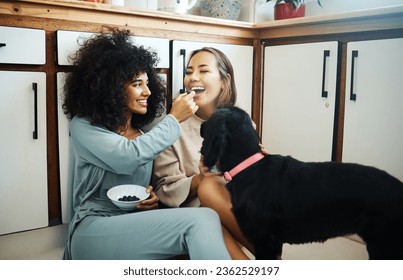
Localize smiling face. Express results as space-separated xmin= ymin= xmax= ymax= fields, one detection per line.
xmin=125 ymin=72 xmax=151 ymax=115
xmin=184 ymin=51 xmax=225 ymax=118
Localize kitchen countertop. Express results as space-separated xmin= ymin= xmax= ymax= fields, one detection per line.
xmin=255 ymin=4 xmax=403 ymax=29
xmin=256 ymin=4 xmax=403 ymax=39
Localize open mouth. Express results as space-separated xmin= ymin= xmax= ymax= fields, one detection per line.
xmin=137 ymin=100 xmax=148 ymax=106
xmin=190 ymin=87 xmax=205 ymax=94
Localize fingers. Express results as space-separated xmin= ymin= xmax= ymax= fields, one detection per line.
xmin=145 ymin=185 xmax=153 ymax=193
xmin=259 ymin=144 xmax=269 ymax=155
xmin=136 ymin=189 xmax=159 ymax=210
xmin=183 ymin=92 xmax=198 ymax=113
xmin=198 ymin=159 xmax=208 ymax=174
xmin=170 ymin=92 xmax=198 ymax=122
xmin=175 ymin=91 xmax=194 ymax=102
xmin=182 ymin=92 xmax=198 ymax=112
xmin=198 ymin=157 xmax=220 ymax=177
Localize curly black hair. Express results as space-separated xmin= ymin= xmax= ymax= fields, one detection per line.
xmin=62 ymin=28 xmax=166 ymax=131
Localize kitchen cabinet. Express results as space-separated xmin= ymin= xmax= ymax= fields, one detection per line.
xmin=0 ymin=25 xmax=48 ymax=235
xmin=0 ymin=71 xmax=48 ymax=235
xmin=261 ymin=41 xmax=339 ymax=161
xmin=171 ymin=40 xmax=254 ymax=115
xmin=57 ymin=72 xmax=72 ymax=224
xmin=342 ymin=38 xmax=403 ymax=182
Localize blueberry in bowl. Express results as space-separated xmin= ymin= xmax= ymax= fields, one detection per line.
xmin=107 ymin=184 xmax=150 ymax=211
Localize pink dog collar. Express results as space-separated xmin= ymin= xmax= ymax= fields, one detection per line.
xmin=224 ymin=153 xmax=265 ymax=181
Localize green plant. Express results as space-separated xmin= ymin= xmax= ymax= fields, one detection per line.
xmin=266 ymin=0 xmax=322 ymax=10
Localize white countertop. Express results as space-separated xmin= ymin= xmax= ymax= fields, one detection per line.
xmin=255 ymin=5 xmax=403 ymax=29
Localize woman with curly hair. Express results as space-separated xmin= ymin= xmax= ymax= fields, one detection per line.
xmin=62 ymin=29 xmax=231 ymax=260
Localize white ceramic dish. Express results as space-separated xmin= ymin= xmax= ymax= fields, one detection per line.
xmin=107 ymin=184 xmax=149 ymax=211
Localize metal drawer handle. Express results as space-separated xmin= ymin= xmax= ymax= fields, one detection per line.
xmin=32 ymin=82 xmax=38 ymax=140
xmin=0 ymin=43 xmax=6 ymax=47
xmin=321 ymin=50 xmax=330 ymax=98
xmin=350 ymin=50 xmax=359 ymax=101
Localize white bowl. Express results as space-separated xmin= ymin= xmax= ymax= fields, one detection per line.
xmin=107 ymin=184 xmax=150 ymax=211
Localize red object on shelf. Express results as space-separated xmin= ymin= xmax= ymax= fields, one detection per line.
xmin=274 ymin=3 xmax=306 ymax=20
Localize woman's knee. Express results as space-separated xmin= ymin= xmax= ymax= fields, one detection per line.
xmin=198 ymin=176 xmax=230 ymax=208
xmin=199 ymin=177 xmax=221 ymax=201
xmin=199 ymin=207 xmax=220 ymax=220
xmin=191 ymin=207 xmax=221 ymax=228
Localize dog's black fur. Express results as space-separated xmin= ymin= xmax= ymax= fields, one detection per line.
xmin=200 ymin=106 xmax=403 ymax=260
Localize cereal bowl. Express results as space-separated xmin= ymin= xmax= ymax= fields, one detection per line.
xmin=107 ymin=184 xmax=150 ymax=211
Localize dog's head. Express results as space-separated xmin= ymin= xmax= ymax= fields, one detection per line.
xmin=200 ymin=106 xmax=261 ymax=173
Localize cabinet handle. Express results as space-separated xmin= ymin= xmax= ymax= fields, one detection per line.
xmin=0 ymin=43 xmax=6 ymax=47
xmin=321 ymin=50 xmax=330 ymax=98
xmin=179 ymin=49 xmax=186 ymax=94
xmin=350 ymin=50 xmax=359 ymax=101
xmin=32 ymin=82 xmax=38 ymax=140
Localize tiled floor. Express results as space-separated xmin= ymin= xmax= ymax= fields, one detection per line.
xmin=282 ymin=236 xmax=368 ymax=259
xmin=0 ymin=224 xmax=368 ymax=260
xmin=0 ymin=224 xmax=67 ymax=260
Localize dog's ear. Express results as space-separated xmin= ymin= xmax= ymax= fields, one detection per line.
xmin=200 ymin=121 xmax=206 ymax=139
xmin=200 ymin=114 xmax=230 ymax=169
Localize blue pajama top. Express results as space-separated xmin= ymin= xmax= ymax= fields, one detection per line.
xmin=63 ymin=114 xmax=181 ymax=259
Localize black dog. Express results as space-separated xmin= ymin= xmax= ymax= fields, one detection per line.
xmin=200 ymin=106 xmax=403 ymax=260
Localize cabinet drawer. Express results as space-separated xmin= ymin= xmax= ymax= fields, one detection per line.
xmin=0 ymin=26 xmax=46 ymax=65
xmin=57 ymin=30 xmax=169 ymax=68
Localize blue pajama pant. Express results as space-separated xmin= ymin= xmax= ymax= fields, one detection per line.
xmin=70 ymin=207 xmax=231 ymax=260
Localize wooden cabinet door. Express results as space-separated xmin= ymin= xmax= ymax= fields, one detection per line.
xmin=171 ymin=40 xmax=254 ymax=115
xmin=262 ymin=41 xmax=339 ymax=161
xmin=0 ymin=71 xmax=48 ymax=235
xmin=343 ymin=38 xmax=403 ymax=181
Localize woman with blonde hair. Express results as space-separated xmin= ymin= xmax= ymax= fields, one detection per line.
xmin=153 ymin=47 xmax=254 ymax=259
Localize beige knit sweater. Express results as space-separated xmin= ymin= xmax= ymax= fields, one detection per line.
xmin=152 ymin=114 xmax=204 ymax=207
